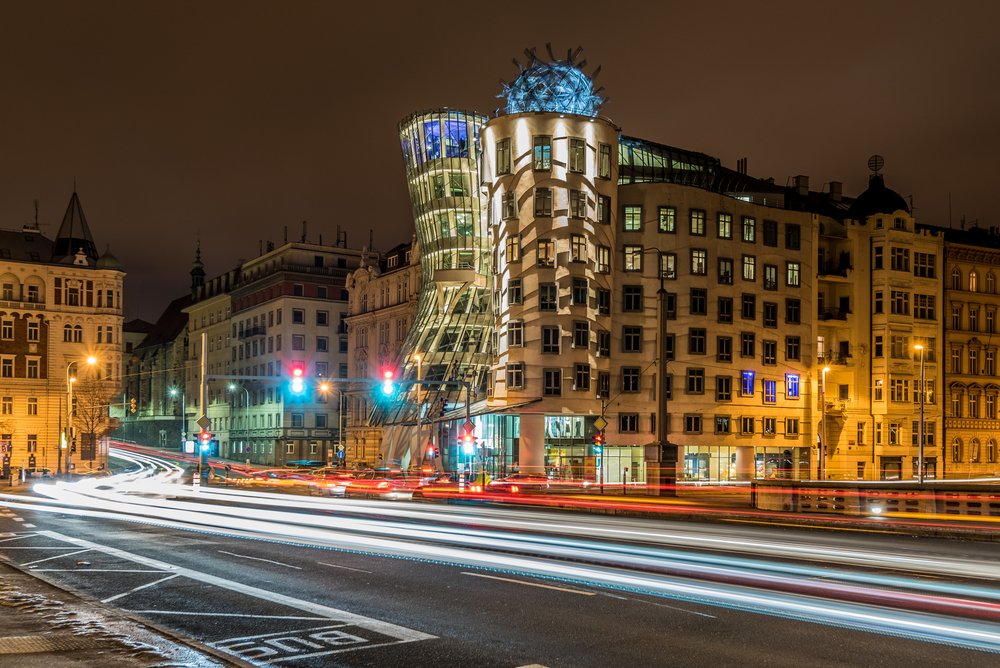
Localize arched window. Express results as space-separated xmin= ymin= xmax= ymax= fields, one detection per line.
xmin=951 ymin=438 xmax=963 ymax=463
xmin=951 ymin=267 xmax=962 ymax=290
xmin=970 ymin=271 xmax=979 ymax=292
xmin=72 ymin=324 xmax=83 ymax=342
xmin=971 ymin=438 xmax=982 ymax=463
xmin=988 ymin=273 xmax=997 ymax=294
xmin=988 ymin=439 xmax=997 ymax=464
xmin=63 ymin=324 xmax=73 ymax=342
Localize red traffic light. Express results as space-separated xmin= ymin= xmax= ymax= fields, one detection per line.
xmin=380 ymin=368 xmax=396 ymax=395
xmin=199 ymin=430 xmax=213 ymax=443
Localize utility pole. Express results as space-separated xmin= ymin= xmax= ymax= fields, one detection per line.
xmin=653 ymin=276 xmax=678 ymax=496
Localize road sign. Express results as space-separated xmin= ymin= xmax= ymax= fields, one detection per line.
xmin=196 ymin=416 xmax=211 ymax=430
xmin=336 ymin=444 xmax=345 ymax=453
xmin=594 ymin=417 xmax=608 ymax=431
xmin=464 ymin=419 xmax=475 ymax=433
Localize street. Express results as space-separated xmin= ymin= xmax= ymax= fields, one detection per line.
xmin=1 ymin=449 xmax=999 ymax=667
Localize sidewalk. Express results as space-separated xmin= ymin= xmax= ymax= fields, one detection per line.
xmin=0 ymin=559 xmax=242 ymax=667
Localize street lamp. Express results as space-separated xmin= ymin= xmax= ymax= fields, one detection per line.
xmin=168 ymin=386 xmax=185 ymax=450
xmin=819 ymin=366 xmax=831 ymax=481
xmin=914 ymin=344 xmax=926 ymax=484
xmin=318 ymin=381 xmax=345 ymax=467
xmin=65 ymin=355 xmax=97 ymax=477
xmin=413 ymin=353 xmax=426 ymax=466
xmin=228 ymin=383 xmax=249 ymax=461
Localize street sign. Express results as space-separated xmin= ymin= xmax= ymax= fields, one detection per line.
xmin=594 ymin=417 xmax=608 ymax=431
xmin=336 ymin=444 xmax=345 ymax=453
xmin=196 ymin=416 xmax=211 ymax=430
xmin=464 ymin=419 xmax=475 ymax=433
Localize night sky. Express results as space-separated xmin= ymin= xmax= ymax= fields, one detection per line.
xmin=2 ymin=1 xmax=998 ymax=321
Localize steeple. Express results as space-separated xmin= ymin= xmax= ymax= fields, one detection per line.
xmin=190 ymin=241 xmax=206 ymax=297
xmin=51 ymin=191 xmax=99 ymax=263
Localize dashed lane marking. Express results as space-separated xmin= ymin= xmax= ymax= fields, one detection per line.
xmin=21 ymin=548 xmax=91 ymax=567
xmin=127 ymin=611 xmax=332 ymax=620
xmin=318 ymin=561 xmax=372 ymax=574
xmin=461 ymin=572 xmax=596 ymax=596
xmin=102 ymin=574 xmax=181 ymax=603
xmin=218 ymin=550 xmax=302 ymax=569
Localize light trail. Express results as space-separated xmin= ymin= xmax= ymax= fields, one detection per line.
xmin=1 ymin=448 xmax=998 ymax=655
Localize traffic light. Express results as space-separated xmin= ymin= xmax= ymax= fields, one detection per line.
xmin=290 ymin=365 xmax=305 ymax=394
xmin=199 ymin=430 xmax=213 ymax=452
xmin=71 ymin=438 xmax=77 ymax=454
xmin=426 ymin=443 xmax=437 ymax=459
xmin=380 ymin=368 xmax=395 ymax=396
xmin=593 ymin=431 xmax=604 ymax=455
xmin=461 ymin=422 xmax=476 ymax=454
xmin=129 ymin=397 xmax=137 ymax=413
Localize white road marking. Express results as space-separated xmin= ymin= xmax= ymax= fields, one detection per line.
xmin=127 ymin=610 xmax=332 ymax=620
xmin=461 ymin=572 xmax=596 ymax=596
xmin=22 ymin=524 xmax=35 ymax=528
xmin=0 ymin=534 xmax=34 ymax=542
xmin=516 ymin=665 xmax=551 ymax=668
xmin=11 ymin=517 xmax=23 ymax=522
xmin=38 ymin=531 xmax=435 ymax=642
xmin=318 ymin=561 xmax=372 ymax=574
xmin=21 ymin=548 xmax=91 ymax=567
xmin=102 ymin=573 xmax=181 ymax=603
xmin=33 ymin=569 xmax=171 ymax=573
xmin=219 ymin=549 xmax=302 ymax=569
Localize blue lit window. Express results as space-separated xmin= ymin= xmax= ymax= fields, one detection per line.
xmin=443 ymin=120 xmax=468 ymax=158
xmin=741 ymin=370 xmax=755 ymax=397
xmin=786 ymin=373 xmax=800 ymax=399
xmin=763 ymin=380 xmax=777 ymax=404
xmin=423 ymin=121 xmax=442 ymax=161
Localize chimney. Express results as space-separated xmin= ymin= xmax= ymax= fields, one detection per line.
xmin=829 ymin=181 xmax=842 ymax=201
xmin=794 ymin=175 xmax=809 ymax=196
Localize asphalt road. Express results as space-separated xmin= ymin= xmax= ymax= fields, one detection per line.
xmin=1 ymin=451 xmax=998 ymax=667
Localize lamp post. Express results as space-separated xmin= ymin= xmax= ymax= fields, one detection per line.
xmin=820 ymin=366 xmax=830 ymax=481
xmin=65 ymin=356 xmax=97 ymax=477
xmin=414 ymin=353 xmax=424 ymax=466
xmin=319 ymin=381 xmax=346 ymax=467
xmin=169 ymin=386 xmax=186 ymax=451
xmin=228 ymin=383 xmax=249 ymax=461
xmin=914 ymin=344 xmax=925 ymax=484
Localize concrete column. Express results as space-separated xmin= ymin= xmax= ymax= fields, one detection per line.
xmin=517 ymin=413 xmax=546 ymax=474
xmin=734 ymin=446 xmax=754 ymax=481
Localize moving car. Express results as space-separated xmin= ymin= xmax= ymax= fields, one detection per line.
xmin=486 ymin=473 xmax=551 ymax=494
xmin=342 ymin=470 xmax=420 ymax=500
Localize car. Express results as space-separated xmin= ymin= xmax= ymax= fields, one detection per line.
xmin=342 ymin=470 xmax=420 ymax=500
xmin=486 ymin=473 xmax=551 ymax=494
xmin=284 ymin=459 xmax=325 ymax=469
xmin=314 ymin=469 xmax=371 ymax=497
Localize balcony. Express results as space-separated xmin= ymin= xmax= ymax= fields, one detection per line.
xmin=239 ymin=325 xmax=266 ymax=339
xmin=818 ymin=308 xmax=851 ymax=321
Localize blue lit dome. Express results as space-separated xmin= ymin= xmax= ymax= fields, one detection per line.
xmin=499 ymin=47 xmax=605 ymax=117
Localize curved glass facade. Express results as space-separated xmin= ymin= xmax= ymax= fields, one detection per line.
xmin=374 ymin=110 xmax=492 ymax=464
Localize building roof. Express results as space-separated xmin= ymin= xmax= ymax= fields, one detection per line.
xmin=847 ymin=174 xmax=910 ymax=221
xmin=51 ymin=191 xmax=99 ymax=263
xmin=123 ymin=319 xmax=155 ymax=334
xmin=0 ymin=227 xmax=53 ymax=263
xmin=135 ymin=294 xmax=191 ymax=350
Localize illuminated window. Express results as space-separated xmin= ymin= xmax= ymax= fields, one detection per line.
xmin=496 ymin=138 xmax=511 ymax=174
xmin=786 ymin=374 xmax=800 ymax=398
xmin=717 ymin=213 xmax=732 ymax=239
xmin=689 ymin=210 xmax=706 ymax=236
xmin=569 ymin=138 xmax=586 ymax=173
xmin=623 ymin=206 xmax=642 ymax=231
xmin=534 ymin=187 xmax=552 ymax=216
xmin=742 ymin=216 xmax=756 ymax=242
xmin=598 ymin=144 xmax=612 ymax=179
xmin=690 ymin=249 xmax=707 ymax=275
xmin=570 ymin=190 xmax=587 ymax=218
xmin=571 ymin=235 xmax=587 ymax=263
xmin=506 ymin=235 xmax=521 ymax=263
xmin=658 ymin=206 xmax=676 ymax=233
xmin=537 ymin=239 xmax=555 ymax=267
xmin=532 ymin=136 xmax=552 ymax=170
xmin=741 ymin=370 xmax=755 ymax=397
xmin=624 ymin=245 xmax=643 ymax=271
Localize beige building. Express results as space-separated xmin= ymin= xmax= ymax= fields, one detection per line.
xmin=0 ymin=192 xmax=124 ymax=472
xmin=345 ymin=242 xmax=419 ymax=466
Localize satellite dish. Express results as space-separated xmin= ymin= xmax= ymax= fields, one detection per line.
xmin=867 ymin=154 xmax=885 ymax=175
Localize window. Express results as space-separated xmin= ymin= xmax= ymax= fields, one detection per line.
xmin=741 ymin=416 xmax=755 ymax=434
xmin=570 ymin=190 xmax=587 ymax=219
xmin=291 ymin=413 xmax=304 ymax=428
xmin=741 ymin=370 xmax=755 ymax=397
xmin=688 ymin=328 xmax=706 ymax=354
xmin=316 ymin=310 xmax=329 ymax=326
xmin=622 ymin=367 xmax=641 ymax=392
xmin=0 ymin=396 xmax=10 ymax=414
xmin=786 ymin=418 xmax=800 ymax=436
xmin=568 ymin=137 xmax=585 ymax=172
xmin=534 ymin=187 xmax=552 ymax=216
xmin=691 ymin=249 xmax=707 ymax=275
xmin=658 ymin=206 xmax=676 ymax=233
xmin=0 ymin=320 xmax=11 ymax=340
xmin=506 ymin=235 xmax=521 ymax=262
xmin=539 ymin=283 xmax=557 ymax=311
xmin=951 ymin=305 xmax=962 ymax=329
xmin=664 ymin=333 xmax=675 ymax=360
xmin=292 ymin=334 xmax=305 ymax=351
xmin=597 ymin=245 xmax=611 ymax=273
xmin=718 ymin=258 xmax=734 ymax=284
xmin=762 ymin=340 xmax=777 ymax=365
xmin=989 ymin=310 xmax=996 ymax=334
xmin=716 ymin=375 xmax=732 ymax=401
xmin=623 ymin=286 xmax=643 ymax=314
xmin=541 ymin=326 xmax=560 ymax=354
xmin=741 ymin=216 xmax=756 ymax=242
xmin=717 ymin=336 xmax=732 ymax=362
xmin=764 ymin=264 xmax=777 ymax=290
xmin=27 ymin=397 xmax=38 ymax=415
xmin=598 ymin=289 xmax=611 ymax=315
xmin=508 ymin=279 xmax=522 ymax=305
xmin=891 ymin=247 xmax=910 ymax=272
xmin=619 ymin=413 xmax=638 ymax=433
xmin=741 ymin=294 xmax=756 ymax=320
xmin=532 ymin=136 xmax=551 ymax=170
xmin=292 ymin=309 xmax=305 ymax=324
xmin=572 ymin=277 xmax=588 ymax=305
xmin=506 ymin=363 xmax=524 ymax=389
xmin=624 ymin=326 xmax=642 ymax=352
xmin=689 ymin=209 xmax=706 ymax=235
xmin=686 ymin=368 xmax=705 ymax=394
xmin=717 ymin=213 xmax=732 ymax=239
xmin=659 ymin=252 xmax=676 ymax=280
xmin=624 ymin=245 xmax=643 ymax=271
xmin=758 ymin=219 xmax=777 ymax=247
xmin=890 ymin=378 xmax=909 ymax=402
xmin=763 ymin=302 xmax=778 ymax=328
xmin=690 ymin=288 xmax=707 ymax=315
xmin=874 ymin=246 xmax=884 ymax=270
xmin=763 ymin=380 xmax=777 ymax=404
xmin=624 ymin=206 xmax=642 ymax=231
xmin=784 ymin=223 xmax=800 ymax=250
xmin=27 ymin=321 xmax=39 ymax=342
xmin=888 ymin=422 xmax=900 ymax=445
xmin=914 ymin=294 xmax=936 ymax=320
xmin=715 ymin=415 xmax=731 ymax=434
xmin=786 ymin=373 xmax=800 ymax=398
xmin=543 ymin=369 xmax=561 ymax=396
xmin=742 ymin=255 xmax=756 ymax=282
xmin=785 ymin=298 xmax=800 ymax=325
xmin=763 ymin=417 xmax=777 ymax=435
xmin=987 ymin=350 xmax=996 ymax=376
xmin=785 ymin=336 xmax=801 ymax=361
xmin=571 ymin=235 xmax=587 ymax=263
xmin=495 ymin=138 xmax=511 ymax=174
xmin=913 ymin=252 xmax=936 ymax=278
xmin=598 ymin=195 xmax=611 ymax=224
xmin=598 ymin=143 xmax=611 ymax=179
xmin=537 ymin=239 xmax=555 ymax=266
xmin=741 ymin=332 xmax=755 ymax=359
xmin=970 ymin=307 xmax=979 ymax=332
xmin=684 ymin=415 xmax=703 ymax=434
xmin=598 ymin=330 xmax=611 ymax=357
xmin=718 ymin=297 xmax=733 ymax=323
xmin=316 ymin=337 xmax=328 ymax=352
xmin=508 ymin=321 xmax=524 ymax=347
xmin=574 ymin=364 xmax=591 ymax=391
xmin=502 ymin=192 xmax=517 ymax=219
xmin=890 ymin=290 xmax=910 ymax=315
xmin=786 ymin=262 xmax=801 ymax=287
xmin=874 ymin=290 xmax=884 ymax=314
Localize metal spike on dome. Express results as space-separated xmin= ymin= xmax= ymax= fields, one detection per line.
xmin=572 ymin=46 xmax=583 ymax=61
xmin=511 ymin=57 xmax=523 ymax=72
xmin=566 ymin=47 xmax=572 ymax=61
xmin=577 ymin=59 xmax=588 ymax=69
xmin=591 ymin=65 xmax=602 ymax=79
xmin=545 ymin=42 xmax=555 ymax=60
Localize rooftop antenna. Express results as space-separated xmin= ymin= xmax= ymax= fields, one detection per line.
xmin=33 ymin=199 xmax=39 ymax=228
xmin=301 ymin=220 xmax=307 ymax=243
